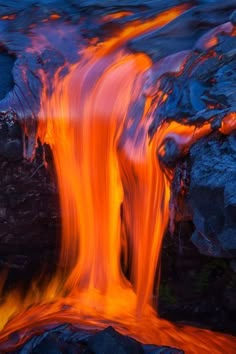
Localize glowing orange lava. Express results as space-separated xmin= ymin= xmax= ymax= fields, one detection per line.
xmin=0 ymin=6 xmax=235 ymax=354
xmin=102 ymin=11 xmax=133 ymax=22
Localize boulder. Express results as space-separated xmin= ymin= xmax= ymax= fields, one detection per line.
xmin=189 ymin=133 xmax=236 ymax=257
xmin=14 ymin=325 xmax=184 ymax=354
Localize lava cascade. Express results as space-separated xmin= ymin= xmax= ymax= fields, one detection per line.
xmin=0 ymin=4 xmax=235 ymax=354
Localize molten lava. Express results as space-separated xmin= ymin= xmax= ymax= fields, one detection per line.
xmin=0 ymin=4 xmax=235 ymax=354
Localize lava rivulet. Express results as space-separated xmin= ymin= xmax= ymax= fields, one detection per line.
xmin=0 ymin=5 xmax=235 ymax=354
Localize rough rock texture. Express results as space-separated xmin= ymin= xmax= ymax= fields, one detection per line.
xmin=0 ymin=145 xmax=60 ymax=294
xmin=129 ymin=1 xmax=236 ymax=62
xmin=0 ymin=113 xmax=23 ymax=161
xmin=0 ymin=0 xmax=235 ymax=158
xmin=87 ymin=327 xmax=144 ymax=354
xmin=14 ymin=325 xmax=183 ymax=354
xmin=0 ymin=52 xmax=15 ymax=100
xmin=150 ymin=7 xmax=236 ymax=262
xmin=159 ymin=224 xmax=236 ymax=335
xmin=189 ymin=133 xmax=236 ymax=258
xmin=149 ymin=29 xmax=236 ymax=136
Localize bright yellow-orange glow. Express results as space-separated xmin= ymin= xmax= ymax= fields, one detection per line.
xmin=0 ymin=6 xmax=235 ymax=354
xmin=102 ymin=11 xmax=133 ymax=22
xmin=0 ymin=294 xmax=235 ymax=354
xmin=49 ymin=13 xmax=61 ymax=20
xmin=1 ymin=14 xmax=16 ymax=20
xmin=205 ymin=36 xmax=218 ymax=49
xmin=92 ymin=4 xmax=188 ymax=55
xmin=220 ymin=113 xmax=236 ymax=135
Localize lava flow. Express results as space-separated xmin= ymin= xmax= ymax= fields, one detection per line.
xmin=0 ymin=4 xmax=235 ymax=354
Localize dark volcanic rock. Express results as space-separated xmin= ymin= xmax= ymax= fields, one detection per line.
xmin=14 ymin=325 xmax=183 ymax=354
xmin=0 ymin=52 xmax=15 ymax=100
xmin=32 ymin=334 xmax=66 ymax=354
xmin=87 ymin=326 xmax=143 ymax=354
xmin=3 ymin=139 xmax=22 ymax=161
xmin=160 ymin=224 xmax=236 ymax=335
xmin=0 ymin=0 xmax=235 ymax=161
xmin=158 ymin=138 xmax=183 ymax=168
xmin=189 ymin=133 xmax=236 ymax=257
xmin=0 ymin=112 xmax=23 ymax=161
xmin=0 ymin=145 xmax=60 ymax=294
xmin=149 ymin=25 xmax=236 ymax=136
xmin=229 ymin=10 xmax=236 ymax=25
xmin=142 ymin=344 xmax=184 ymax=354
xmin=129 ymin=1 xmax=236 ymax=62
xmin=31 ymin=333 xmax=92 ymax=354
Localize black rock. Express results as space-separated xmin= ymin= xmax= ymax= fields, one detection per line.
xmin=143 ymin=344 xmax=184 ymax=353
xmin=32 ymin=334 xmax=64 ymax=354
xmin=129 ymin=1 xmax=236 ymax=62
xmin=229 ymin=10 xmax=236 ymax=25
xmin=157 ymin=138 xmax=182 ymax=168
xmin=189 ymin=133 xmax=236 ymax=257
xmin=13 ymin=325 xmax=184 ymax=354
xmin=3 ymin=139 xmax=23 ymax=161
xmin=0 ymin=52 xmax=15 ymax=100
xmin=31 ymin=333 xmax=91 ymax=354
xmin=87 ymin=326 xmax=144 ymax=354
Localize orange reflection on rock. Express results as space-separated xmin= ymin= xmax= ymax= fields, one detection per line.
xmin=0 ymin=6 xmax=235 ymax=354
xmin=102 ymin=11 xmax=133 ymax=22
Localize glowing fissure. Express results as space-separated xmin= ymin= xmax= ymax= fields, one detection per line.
xmin=0 ymin=6 xmax=236 ymax=354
